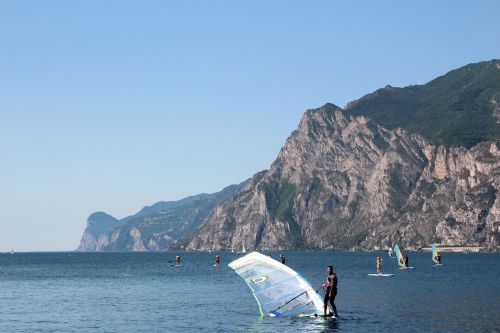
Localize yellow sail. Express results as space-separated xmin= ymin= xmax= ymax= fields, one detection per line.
xmin=393 ymin=244 xmax=406 ymax=268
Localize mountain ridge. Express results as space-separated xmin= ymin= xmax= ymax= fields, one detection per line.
xmin=76 ymin=183 xmax=245 ymax=251
xmin=344 ymin=59 xmax=500 ymax=147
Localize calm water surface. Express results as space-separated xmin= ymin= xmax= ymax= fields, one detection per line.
xmin=0 ymin=251 xmax=499 ymax=332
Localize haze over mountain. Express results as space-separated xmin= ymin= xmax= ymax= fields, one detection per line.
xmin=77 ymin=183 xmax=244 ymax=251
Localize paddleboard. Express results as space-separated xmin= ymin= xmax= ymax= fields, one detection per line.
xmin=433 ymin=263 xmax=443 ymax=266
xmin=299 ymin=313 xmax=337 ymax=318
xmin=399 ymin=266 xmax=414 ymax=269
xmin=170 ymin=264 xmax=183 ymax=267
xmin=213 ymin=264 xmax=220 ymax=267
xmin=368 ymin=273 xmax=394 ymax=277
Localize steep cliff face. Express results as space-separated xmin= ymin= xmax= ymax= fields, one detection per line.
xmin=76 ymin=183 xmax=244 ymax=251
xmin=76 ymin=212 xmax=122 ymax=251
xmin=183 ymin=105 xmax=499 ymax=251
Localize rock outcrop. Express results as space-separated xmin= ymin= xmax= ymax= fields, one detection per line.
xmin=77 ymin=212 xmax=122 ymax=252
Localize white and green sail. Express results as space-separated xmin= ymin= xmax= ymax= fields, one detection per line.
xmin=393 ymin=244 xmax=406 ymax=268
xmin=432 ymin=243 xmax=439 ymax=264
xmin=228 ymin=251 xmax=325 ymax=317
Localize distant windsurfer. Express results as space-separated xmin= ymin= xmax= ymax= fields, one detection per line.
xmin=404 ymin=255 xmax=409 ymax=268
xmin=215 ymin=255 xmax=220 ymax=266
xmin=322 ymin=265 xmax=339 ymax=317
xmin=176 ymin=255 xmax=181 ymax=265
xmin=434 ymin=252 xmax=441 ymax=264
xmin=377 ymin=256 xmax=382 ymax=274
xmin=388 ymin=247 xmax=393 ymax=257
xmin=280 ymin=254 xmax=286 ymax=265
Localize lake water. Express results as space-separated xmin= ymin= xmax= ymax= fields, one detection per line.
xmin=0 ymin=251 xmax=499 ymax=332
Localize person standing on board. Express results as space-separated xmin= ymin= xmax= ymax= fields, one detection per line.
xmin=215 ymin=255 xmax=220 ymax=266
xmin=376 ymin=256 xmax=382 ymax=274
xmin=404 ymin=254 xmax=409 ymax=267
xmin=280 ymin=254 xmax=286 ymax=265
xmin=322 ymin=265 xmax=339 ymax=317
xmin=176 ymin=255 xmax=181 ymax=265
xmin=434 ymin=252 xmax=441 ymax=264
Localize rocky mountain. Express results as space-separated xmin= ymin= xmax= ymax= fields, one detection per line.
xmin=182 ymin=60 xmax=500 ymax=251
xmin=76 ymin=183 xmax=244 ymax=251
xmin=76 ymin=212 xmax=122 ymax=251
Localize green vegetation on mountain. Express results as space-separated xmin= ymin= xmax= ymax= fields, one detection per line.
xmin=264 ymin=181 xmax=297 ymax=220
xmin=346 ymin=59 xmax=500 ymax=148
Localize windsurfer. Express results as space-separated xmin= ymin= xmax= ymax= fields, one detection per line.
xmin=376 ymin=256 xmax=382 ymax=274
xmin=322 ymin=265 xmax=339 ymax=317
xmin=434 ymin=252 xmax=441 ymax=264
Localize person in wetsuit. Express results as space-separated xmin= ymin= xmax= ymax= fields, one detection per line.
xmin=280 ymin=254 xmax=286 ymax=265
xmin=215 ymin=255 xmax=220 ymax=266
xmin=434 ymin=253 xmax=441 ymax=264
xmin=377 ymin=256 xmax=382 ymax=274
xmin=404 ymin=255 xmax=409 ymax=267
xmin=322 ymin=265 xmax=339 ymax=317
xmin=176 ymin=255 xmax=181 ymax=265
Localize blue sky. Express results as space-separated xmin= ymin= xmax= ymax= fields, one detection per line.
xmin=1 ymin=1 xmax=499 ymax=251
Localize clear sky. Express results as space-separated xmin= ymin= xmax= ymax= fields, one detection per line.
xmin=1 ymin=1 xmax=499 ymax=251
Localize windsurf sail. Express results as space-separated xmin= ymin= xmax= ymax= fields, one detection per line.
xmin=393 ymin=244 xmax=405 ymax=268
xmin=237 ymin=243 xmax=247 ymax=254
xmin=432 ymin=243 xmax=439 ymax=264
xmin=228 ymin=251 xmax=325 ymax=317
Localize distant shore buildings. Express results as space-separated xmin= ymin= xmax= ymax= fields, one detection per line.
xmin=421 ymin=246 xmax=482 ymax=252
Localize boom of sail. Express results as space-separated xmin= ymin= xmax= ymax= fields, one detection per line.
xmin=228 ymin=251 xmax=325 ymax=317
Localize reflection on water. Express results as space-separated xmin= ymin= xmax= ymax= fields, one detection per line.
xmin=240 ymin=315 xmax=340 ymax=333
